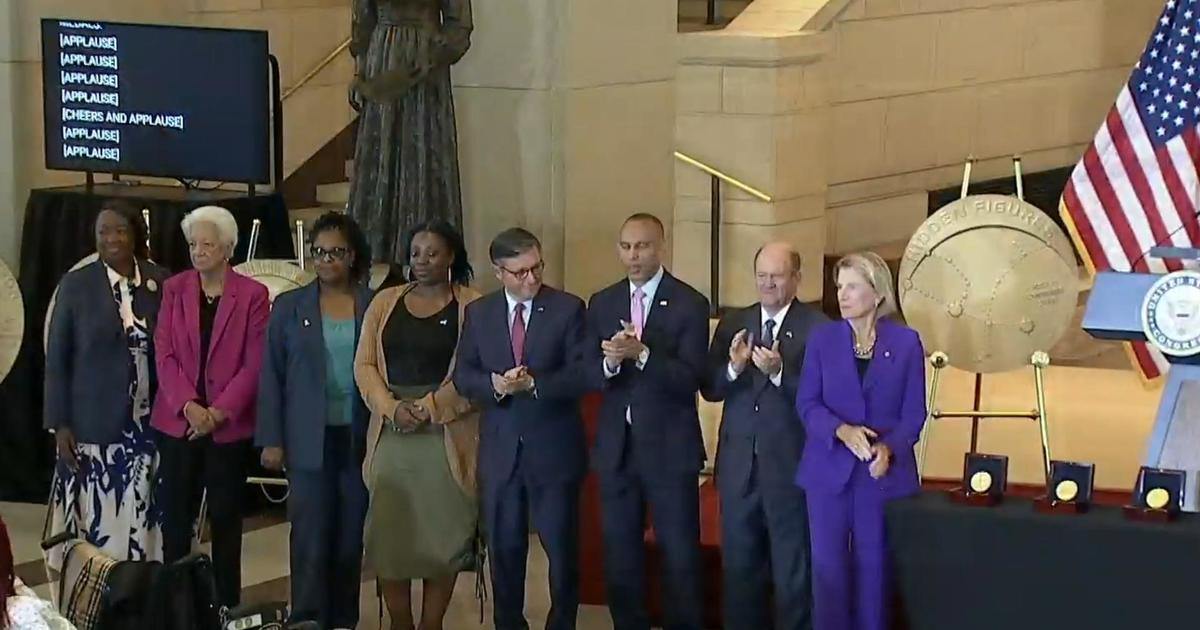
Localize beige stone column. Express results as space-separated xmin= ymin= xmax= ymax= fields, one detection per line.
xmin=673 ymin=32 xmax=833 ymax=306
xmin=452 ymin=0 xmax=677 ymax=297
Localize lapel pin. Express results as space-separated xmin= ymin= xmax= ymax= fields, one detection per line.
xmin=785 ymin=330 xmax=793 ymax=339
xmin=537 ymin=306 xmax=545 ymax=313
xmin=145 ymin=279 xmax=157 ymax=293
xmin=439 ymin=319 xmax=449 ymax=326
xmin=302 ymin=318 xmax=311 ymax=327
xmin=884 ymin=350 xmax=891 ymax=358
xmin=659 ymin=300 xmax=668 ymax=307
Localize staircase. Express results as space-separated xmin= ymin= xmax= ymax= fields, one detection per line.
xmin=283 ymin=159 xmax=353 ymax=260
xmin=679 ymin=0 xmax=752 ymax=31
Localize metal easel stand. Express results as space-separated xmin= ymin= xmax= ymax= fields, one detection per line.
xmin=193 ymin=478 xmax=289 ymax=548
xmin=916 ymin=350 xmax=1053 ymax=486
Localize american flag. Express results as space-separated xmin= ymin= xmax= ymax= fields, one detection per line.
xmin=1063 ymin=0 xmax=1200 ymax=382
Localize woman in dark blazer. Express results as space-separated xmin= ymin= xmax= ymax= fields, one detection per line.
xmin=795 ymin=251 xmax=927 ymax=630
xmin=151 ymin=205 xmax=270 ymax=609
xmin=255 ymin=212 xmax=374 ymax=629
xmin=44 ymin=200 xmax=170 ymax=572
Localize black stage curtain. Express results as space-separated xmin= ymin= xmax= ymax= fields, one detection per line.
xmin=888 ymin=492 xmax=1200 ymax=629
xmin=0 ymin=184 xmax=293 ymax=502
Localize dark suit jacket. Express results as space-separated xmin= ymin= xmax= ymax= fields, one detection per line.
xmin=586 ymin=271 xmax=710 ymax=476
xmin=44 ymin=259 xmax=170 ymax=445
xmin=255 ymin=282 xmax=374 ymax=471
xmin=702 ymin=299 xmax=828 ymax=492
xmin=794 ymin=317 xmax=927 ymax=498
xmin=453 ymin=285 xmax=591 ymax=484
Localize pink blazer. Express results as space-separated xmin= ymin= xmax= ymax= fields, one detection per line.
xmin=151 ymin=268 xmax=270 ymax=443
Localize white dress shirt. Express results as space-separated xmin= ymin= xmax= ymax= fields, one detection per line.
xmin=602 ymin=264 xmax=664 ymax=378
xmin=727 ymin=301 xmax=789 ymax=387
xmin=105 ymin=261 xmax=144 ymax=331
xmin=498 ymin=291 xmax=535 ymax=401
xmin=505 ymin=291 xmax=534 ymax=330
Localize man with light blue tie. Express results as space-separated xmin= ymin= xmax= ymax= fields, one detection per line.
xmin=586 ymin=213 xmax=710 ymax=630
xmin=702 ymin=242 xmax=827 ymax=630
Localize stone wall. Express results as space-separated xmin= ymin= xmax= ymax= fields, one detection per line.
xmin=674 ymin=0 xmax=1165 ymax=308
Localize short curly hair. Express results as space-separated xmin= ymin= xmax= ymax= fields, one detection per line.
xmin=310 ymin=211 xmax=372 ymax=283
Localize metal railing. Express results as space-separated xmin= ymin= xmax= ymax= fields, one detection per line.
xmin=673 ymin=151 xmax=772 ymax=316
xmin=282 ymin=37 xmax=352 ymax=101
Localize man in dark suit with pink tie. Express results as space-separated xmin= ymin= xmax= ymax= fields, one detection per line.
xmin=586 ymin=213 xmax=710 ymax=630
xmin=795 ymin=251 xmax=927 ymax=630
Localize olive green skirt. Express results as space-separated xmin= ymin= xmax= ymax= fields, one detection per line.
xmin=364 ymin=422 xmax=478 ymax=581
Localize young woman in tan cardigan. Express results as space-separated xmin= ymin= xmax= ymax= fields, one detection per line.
xmin=354 ymin=220 xmax=481 ymax=630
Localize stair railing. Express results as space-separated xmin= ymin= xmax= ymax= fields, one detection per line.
xmin=673 ymin=151 xmax=772 ymax=316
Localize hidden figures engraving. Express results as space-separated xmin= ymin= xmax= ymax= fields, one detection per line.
xmin=899 ymin=194 xmax=1079 ymax=374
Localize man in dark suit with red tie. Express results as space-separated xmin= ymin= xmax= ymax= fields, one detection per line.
xmin=454 ymin=228 xmax=591 ymax=630
xmin=702 ymin=242 xmax=827 ymax=630
xmin=586 ymin=213 xmax=710 ymax=630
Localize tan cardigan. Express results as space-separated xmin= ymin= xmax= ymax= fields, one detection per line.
xmin=354 ymin=283 xmax=482 ymax=497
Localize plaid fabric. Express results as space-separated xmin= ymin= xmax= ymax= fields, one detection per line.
xmin=59 ymin=540 xmax=119 ymax=630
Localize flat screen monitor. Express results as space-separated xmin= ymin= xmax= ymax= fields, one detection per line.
xmin=41 ymin=18 xmax=271 ymax=184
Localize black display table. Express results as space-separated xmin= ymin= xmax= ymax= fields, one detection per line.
xmin=0 ymin=184 xmax=293 ymax=502
xmin=887 ymin=491 xmax=1200 ymax=630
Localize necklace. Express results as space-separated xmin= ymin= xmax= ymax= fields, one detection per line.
xmin=852 ymin=326 xmax=875 ymax=358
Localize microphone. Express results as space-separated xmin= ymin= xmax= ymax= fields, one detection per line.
xmin=1124 ymin=208 xmax=1200 ymax=272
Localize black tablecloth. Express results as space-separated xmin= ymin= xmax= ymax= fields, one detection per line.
xmin=888 ymin=492 xmax=1200 ymax=630
xmin=0 ymin=185 xmax=293 ymax=502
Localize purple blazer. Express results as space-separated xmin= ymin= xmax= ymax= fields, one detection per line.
xmin=151 ymin=269 xmax=270 ymax=444
xmin=794 ymin=317 xmax=927 ymax=498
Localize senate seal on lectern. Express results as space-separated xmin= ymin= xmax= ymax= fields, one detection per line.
xmin=1142 ymin=270 xmax=1200 ymax=357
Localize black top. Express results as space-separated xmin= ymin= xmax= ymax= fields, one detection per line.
xmin=197 ymin=292 xmax=221 ymax=404
xmin=382 ymin=296 xmax=458 ymax=386
xmin=856 ymin=356 xmax=870 ymax=382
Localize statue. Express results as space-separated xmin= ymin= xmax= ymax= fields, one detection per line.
xmin=348 ymin=0 xmax=473 ymax=264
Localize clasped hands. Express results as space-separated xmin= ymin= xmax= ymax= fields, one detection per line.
xmin=835 ymin=423 xmax=892 ymax=479
xmin=491 ymin=365 xmax=535 ymax=398
xmin=601 ymin=321 xmax=647 ymax=371
xmin=390 ymin=397 xmax=432 ymax=432
xmin=183 ymin=402 xmax=228 ymax=441
xmin=728 ymin=329 xmax=782 ymax=378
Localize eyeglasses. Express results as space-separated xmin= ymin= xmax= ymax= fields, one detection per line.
xmin=499 ymin=260 xmax=544 ymax=281
xmin=310 ymin=246 xmax=350 ymax=261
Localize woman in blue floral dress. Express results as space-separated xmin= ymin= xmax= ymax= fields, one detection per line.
xmin=44 ymin=201 xmax=170 ymax=570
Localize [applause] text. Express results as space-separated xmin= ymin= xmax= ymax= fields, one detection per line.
xmin=59 ymin=34 xmax=118 ymax=51
xmin=62 ymin=127 xmax=120 ymax=143
xmin=63 ymin=144 xmax=120 ymax=161
xmin=59 ymin=53 xmax=118 ymax=70
xmin=60 ymin=71 xmax=119 ymax=89
xmin=62 ymin=90 xmax=119 ymax=107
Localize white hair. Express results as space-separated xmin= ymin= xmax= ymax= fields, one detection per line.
xmin=181 ymin=205 xmax=239 ymax=251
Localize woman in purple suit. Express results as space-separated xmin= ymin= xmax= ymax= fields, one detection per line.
xmin=795 ymin=251 xmax=927 ymax=630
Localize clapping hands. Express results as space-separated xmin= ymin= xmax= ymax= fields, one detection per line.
xmin=601 ymin=320 xmax=646 ymax=370
xmin=492 ymin=366 xmax=534 ymax=397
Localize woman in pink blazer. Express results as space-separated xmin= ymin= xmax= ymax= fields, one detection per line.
xmin=151 ymin=205 xmax=270 ymax=609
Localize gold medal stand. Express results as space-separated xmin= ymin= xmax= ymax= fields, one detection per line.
xmin=910 ymin=157 xmax=1058 ymax=495
xmin=922 ymin=349 xmax=1053 ymax=499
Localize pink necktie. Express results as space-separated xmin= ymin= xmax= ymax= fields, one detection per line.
xmin=511 ymin=303 xmax=526 ymax=365
xmin=631 ymin=288 xmax=645 ymax=339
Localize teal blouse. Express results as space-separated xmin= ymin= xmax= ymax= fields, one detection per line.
xmin=322 ymin=318 xmax=356 ymax=426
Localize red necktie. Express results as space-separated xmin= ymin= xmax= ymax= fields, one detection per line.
xmin=511 ymin=303 xmax=527 ymax=365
